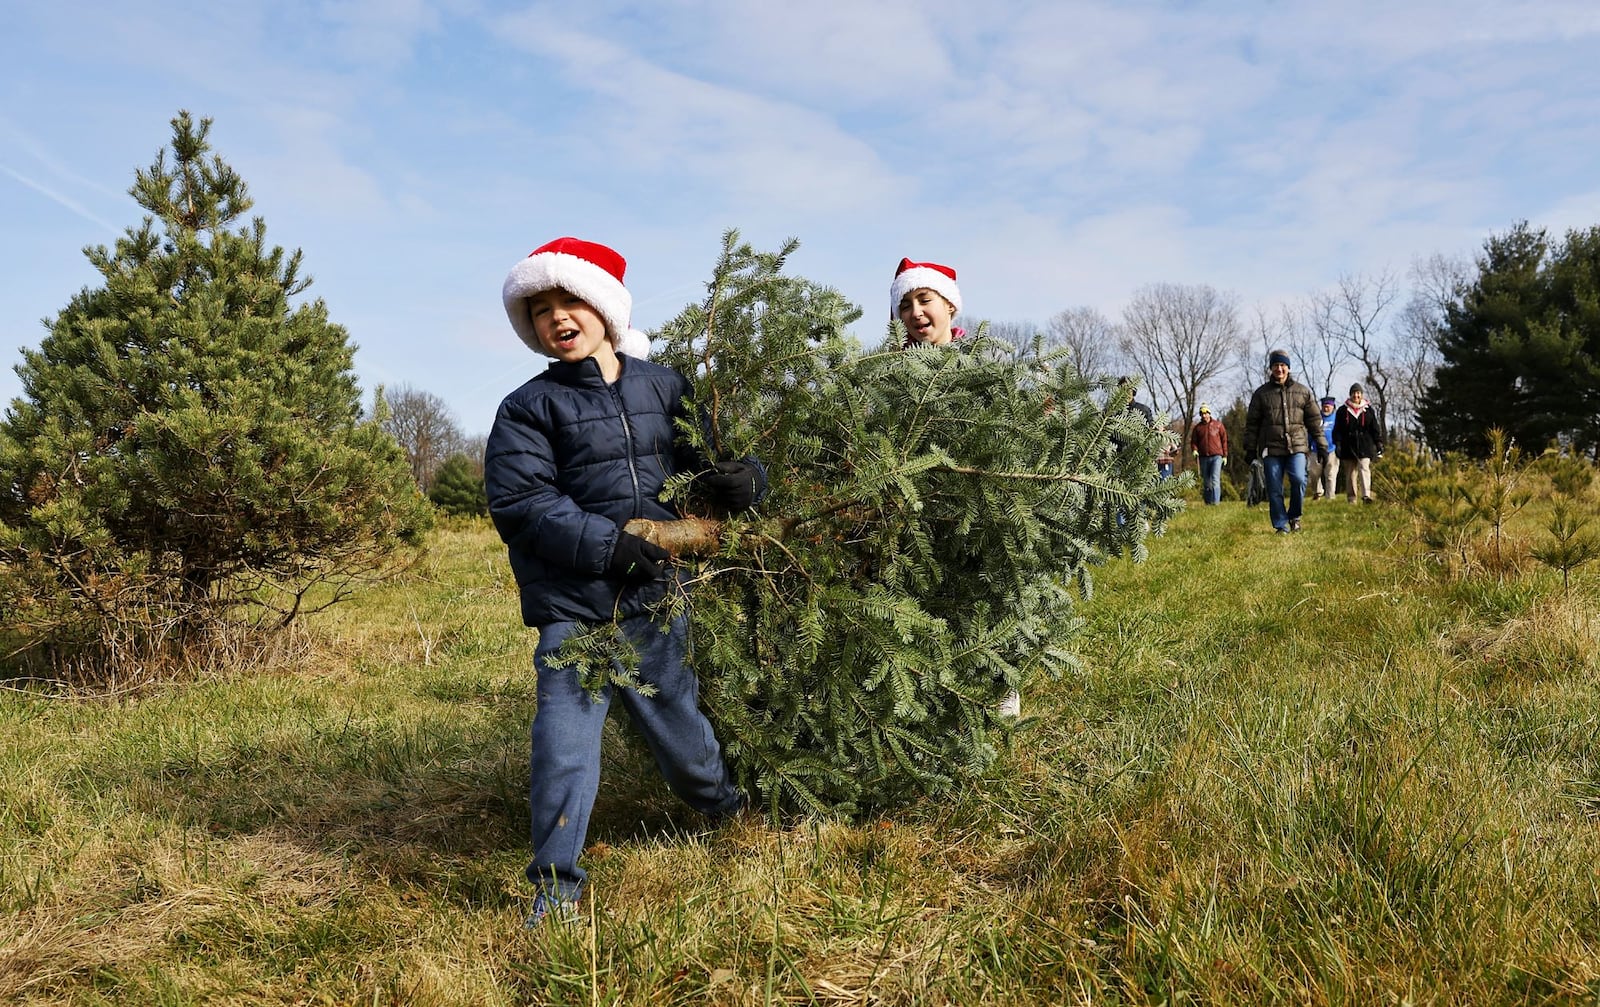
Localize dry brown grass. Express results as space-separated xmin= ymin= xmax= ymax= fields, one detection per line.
xmin=5 ymin=509 xmax=1600 ymax=1004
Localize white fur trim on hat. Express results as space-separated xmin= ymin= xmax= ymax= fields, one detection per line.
xmin=889 ymin=257 xmax=962 ymax=320
xmin=502 ymin=237 xmax=649 ymax=358
xmin=616 ymin=327 xmax=652 ymax=359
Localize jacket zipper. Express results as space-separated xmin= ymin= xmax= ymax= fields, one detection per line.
xmin=609 ymin=382 xmax=643 ymax=515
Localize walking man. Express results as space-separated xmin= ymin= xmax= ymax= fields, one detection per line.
xmin=1243 ymin=349 xmax=1328 ymax=534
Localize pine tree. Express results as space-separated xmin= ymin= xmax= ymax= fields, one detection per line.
xmin=1420 ymin=222 xmax=1600 ymax=458
xmin=560 ymin=232 xmax=1182 ymax=816
xmin=0 ymin=111 xmax=430 ymax=679
xmin=429 ymin=453 xmax=488 ymax=517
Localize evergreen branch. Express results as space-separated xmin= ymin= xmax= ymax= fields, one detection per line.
xmin=936 ymin=463 xmax=1111 ymax=486
xmin=697 ymin=234 xmax=737 ymax=457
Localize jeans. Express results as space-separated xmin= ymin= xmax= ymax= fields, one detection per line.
xmin=1261 ymin=453 xmax=1307 ymax=530
xmin=1198 ymin=455 xmax=1223 ymax=505
xmin=526 ymin=613 xmax=743 ymax=899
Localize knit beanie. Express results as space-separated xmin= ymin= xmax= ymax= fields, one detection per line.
xmin=889 ymin=258 xmax=962 ymax=320
xmin=1349 ymin=382 xmax=1364 ymax=395
xmin=503 ymin=237 xmax=652 ymax=359
xmin=1268 ymin=348 xmax=1291 ymax=367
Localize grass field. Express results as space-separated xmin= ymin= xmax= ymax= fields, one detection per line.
xmin=3 ymin=497 xmax=1599 ymax=1005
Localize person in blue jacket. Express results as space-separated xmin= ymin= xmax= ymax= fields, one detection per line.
xmin=485 ymin=237 xmax=764 ymax=926
xmin=1311 ymin=395 xmax=1339 ymax=499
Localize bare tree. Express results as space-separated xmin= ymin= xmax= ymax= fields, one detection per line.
xmin=951 ymin=316 xmax=1042 ymax=353
xmin=1388 ymin=254 xmax=1469 ymax=443
xmin=1298 ymin=296 xmax=1347 ymax=401
xmin=461 ymin=433 xmax=489 ymax=473
xmin=1319 ymin=270 xmax=1400 ymax=423
xmin=378 ymin=384 xmax=466 ymax=491
xmin=1238 ymin=305 xmax=1278 ymax=402
xmin=1119 ymin=283 xmax=1245 ymax=468
xmin=1409 ymin=251 xmax=1471 ymax=315
xmin=1044 ymin=306 xmax=1123 ymax=381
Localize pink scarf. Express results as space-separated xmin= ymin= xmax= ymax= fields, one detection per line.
xmin=1344 ymin=398 xmax=1366 ymax=419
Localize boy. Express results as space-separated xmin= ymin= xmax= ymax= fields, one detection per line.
xmin=485 ymin=237 xmax=763 ymax=926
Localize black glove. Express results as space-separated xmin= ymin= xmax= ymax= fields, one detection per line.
xmin=607 ymin=532 xmax=670 ymax=584
xmin=1316 ymin=448 xmax=1328 ymax=465
xmin=700 ymin=459 xmax=766 ymax=512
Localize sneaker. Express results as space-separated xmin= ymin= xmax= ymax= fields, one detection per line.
xmin=1363 ymin=496 xmax=1374 ymax=504
xmin=1274 ymin=526 xmax=1290 ymax=535
xmin=996 ymin=690 xmax=1022 ymax=719
xmin=1290 ymin=519 xmax=1301 ymax=532
xmin=525 ymin=893 xmax=581 ymax=928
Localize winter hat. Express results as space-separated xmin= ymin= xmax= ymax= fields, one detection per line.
xmin=1321 ymin=396 xmax=1337 ymax=406
xmin=1349 ymin=382 xmax=1364 ymax=395
xmin=889 ymin=257 xmax=962 ymax=319
xmin=1268 ymin=348 xmax=1292 ymax=367
xmin=503 ymin=237 xmax=652 ymax=359
xmin=1199 ymin=403 xmax=1212 ymax=415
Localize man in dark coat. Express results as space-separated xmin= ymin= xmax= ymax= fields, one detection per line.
xmin=1242 ymin=349 xmax=1328 ymax=534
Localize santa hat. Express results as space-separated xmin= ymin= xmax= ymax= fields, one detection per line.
xmin=889 ymin=257 xmax=962 ymax=319
xmin=502 ymin=237 xmax=652 ymax=359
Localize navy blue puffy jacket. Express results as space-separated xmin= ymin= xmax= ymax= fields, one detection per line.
xmin=484 ymin=355 xmax=700 ymax=627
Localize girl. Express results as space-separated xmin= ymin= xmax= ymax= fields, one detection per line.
xmin=888 ymin=256 xmax=1021 ymax=717
xmin=890 ymin=258 xmax=964 ymax=347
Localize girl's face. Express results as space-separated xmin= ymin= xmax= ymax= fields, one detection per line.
xmin=898 ymin=288 xmax=957 ymax=346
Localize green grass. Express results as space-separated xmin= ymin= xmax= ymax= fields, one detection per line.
xmin=4 ymin=505 xmax=1600 ymax=1005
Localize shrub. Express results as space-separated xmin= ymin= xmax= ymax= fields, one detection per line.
xmin=0 ymin=112 xmax=430 ymax=684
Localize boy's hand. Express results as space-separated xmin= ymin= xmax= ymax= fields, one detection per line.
xmin=701 ymin=460 xmax=765 ymax=512
xmin=608 ymin=532 xmax=670 ymax=584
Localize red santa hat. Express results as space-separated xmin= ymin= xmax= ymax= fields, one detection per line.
xmin=502 ymin=237 xmax=652 ymax=359
xmin=889 ymin=257 xmax=962 ymax=320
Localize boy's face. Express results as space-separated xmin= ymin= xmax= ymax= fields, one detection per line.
xmin=898 ymin=288 xmax=956 ymax=346
xmin=527 ymin=288 xmax=614 ymax=366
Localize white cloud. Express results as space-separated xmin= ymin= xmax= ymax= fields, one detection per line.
xmin=5 ymin=0 xmax=1600 ymax=431
xmin=489 ymin=9 xmax=904 ymax=214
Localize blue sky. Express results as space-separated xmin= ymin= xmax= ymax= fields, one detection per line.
xmin=4 ymin=0 xmax=1599 ymax=436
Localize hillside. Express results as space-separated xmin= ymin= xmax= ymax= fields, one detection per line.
xmin=3 ymin=500 xmax=1598 ymax=1005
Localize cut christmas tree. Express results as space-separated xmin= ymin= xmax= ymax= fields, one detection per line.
xmin=562 ymin=232 xmax=1181 ymax=816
